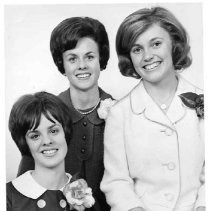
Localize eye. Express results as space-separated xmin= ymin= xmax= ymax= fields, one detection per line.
xmin=49 ymin=128 xmax=59 ymax=135
xmin=87 ymin=55 xmax=94 ymax=60
xmin=131 ymin=46 xmax=142 ymax=54
xmin=68 ymin=57 xmax=77 ymax=63
xmin=28 ymin=133 xmax=40 ymax=141
xmin=152 ymin=41 xmax=162 ymax=48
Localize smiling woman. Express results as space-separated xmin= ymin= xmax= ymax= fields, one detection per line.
xmin=7 ymin=91 xmax=73 ymax=210
xmin=62 ymin=37 xmax=101 ymax=92
xmin=17 ymin=16 xmax=113 ymax=211
xmin=25 ymin=114 xmax=67 ymax=169
xmin=101 ymin=6 xmax=205 ymax=211
xmin=4 ymin=3 xmax=204 ymax=211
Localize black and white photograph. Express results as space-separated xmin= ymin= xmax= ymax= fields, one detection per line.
xmin=2 ymin=1 xmax=209 ymax=211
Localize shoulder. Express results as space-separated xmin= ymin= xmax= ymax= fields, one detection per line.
xmin=7 ymin=181 xmax=15 ymax=194
xmin=107 ymin=84 xmax=139 ymax=119
xmin=111 ymin=82 xmax=141 ymax=111
xmin=99 ymin=87 xmax=114 ymax=100
xmin=58 ymin=88 xmax=70 ymax=101
xmin=178 ymin=75 xmax=203 ymax=94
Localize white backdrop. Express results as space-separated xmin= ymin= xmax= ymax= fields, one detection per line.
xmin=5 ymin=3 xmax=203 ymax=182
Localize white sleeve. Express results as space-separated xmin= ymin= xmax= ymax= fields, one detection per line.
xmin=194 ymin=119 xmax=205 ymax=210
xmin=100 ymin=105 xmax=143 ymax=211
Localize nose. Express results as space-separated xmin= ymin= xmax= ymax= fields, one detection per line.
xmin=143 ymin=48 xmax=154 ymax=62
xmin=42 ymin=134 xmax=52 ymax=146
xmin=78 ymin=59 xmax=87 ymax=70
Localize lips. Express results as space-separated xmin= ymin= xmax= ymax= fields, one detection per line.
xmin=75 ymin=73 xmax=91 ymax=79
xmin=41 ymin=149 xmax=58 ymax=157
xmin=143 ymin=61 xmax=161 ymax=71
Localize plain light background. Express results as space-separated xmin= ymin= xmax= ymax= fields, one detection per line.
xmin=5 ymin=3 xmax=203 ymax=182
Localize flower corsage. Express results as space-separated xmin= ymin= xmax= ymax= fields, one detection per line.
xmin=97 ymin=98 xmax=116 ymax=120
xmin=179 ymin=92 xmax=204 ymax=119
xmin=63 ymin=177 xmax=95 ymax=211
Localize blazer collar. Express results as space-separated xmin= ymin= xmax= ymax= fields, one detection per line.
xmin=59 ymin=87 xmax=113 ymax=125
xmin=12 ymin=171 xmax=71 ymax=199
xmin=130 ymin=75 xmax=193 ymax=129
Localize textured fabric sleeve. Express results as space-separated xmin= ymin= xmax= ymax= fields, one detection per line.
xmin=194 ymin=118 xmax=205 ymax=210
xmin=17 ymin=155 xmax=35 ymax=177
xmin=6 ymin=183 xmax=13 ymax=211
xmin=100 ymin=105 xmax=143 ymax=211
xmin=194 ymin=162 xmax=205 ymax=210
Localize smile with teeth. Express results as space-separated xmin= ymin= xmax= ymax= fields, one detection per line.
xmin=144 ymin=62 xmax=161 ymax=71
xmin=76 ymin=73 xmax=91 ymax=79
xmin=42 ymin=149 xmax=58 ymax=156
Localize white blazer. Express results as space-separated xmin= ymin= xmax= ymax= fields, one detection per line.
xmin=101 ymin=75 xmax=205 ymax=211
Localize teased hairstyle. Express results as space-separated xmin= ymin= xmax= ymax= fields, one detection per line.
xmin=116 ymin=6 xmax=192 ymax=79
xmin=50 ymin=17 xmax=110 ymax=74
xmin=9 ymin=91 xmax=72 ymax=156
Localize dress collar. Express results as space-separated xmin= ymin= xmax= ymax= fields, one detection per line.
xmin=130 ymin=74 xmax=201 ymax=129
xmin=58 ymin=87 xmax=113 ymax=125
xmin=12 ymin=171 xmax=71 ymax=199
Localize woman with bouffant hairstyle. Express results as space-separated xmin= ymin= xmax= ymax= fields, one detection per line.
xmin=17 ymin=16 xmax=113 ymax=211
xmin=101 ymin=6 xmax=205 ymax=211
xmin=116 ymin=6 xmax=191 ymax=79
xmin=7 ymin=92 xmax=73 ymax=210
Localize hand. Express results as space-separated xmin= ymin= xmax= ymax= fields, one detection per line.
xmin=129 ymin=207 xmax=146 ymax=211
xmin=196 ymin=207 xmax=205 ymax=211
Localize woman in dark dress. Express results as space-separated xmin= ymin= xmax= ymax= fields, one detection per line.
xmin=7 ymin=91 xmax=73 ymax=210
xmin=17 ymin=17 xmax=113 ymax=211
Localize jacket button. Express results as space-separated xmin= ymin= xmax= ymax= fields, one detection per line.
xmin=82 ymin=135 xmax=86 ymax=140
xmin=167 ymin=162 xmax=176 ymax=170
xmin=164 ymin=193 xmax=174 ymax=201
xmin=164 ymin=128 xmax=173 ymax=136
xmin=60 ymin=199 xmax=67 ymax=208
xmin=81 ymin=148 xmax=86 ymax=153
xmin=37 ymin=199 xmax=46 ymax=208
xmin=83 ymin=121 xmax=87 ymax=126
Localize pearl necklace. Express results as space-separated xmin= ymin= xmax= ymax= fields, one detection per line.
xmin=75 ymin=98 xmax=101 ymax=115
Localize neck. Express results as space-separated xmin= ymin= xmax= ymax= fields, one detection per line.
xmin=70 ymin=86 xmax=100 ymax=110
xmin=32 ymin=162 xmax=67 ymax=190
xmin=143 ymin=73 xmax=178 ymax=101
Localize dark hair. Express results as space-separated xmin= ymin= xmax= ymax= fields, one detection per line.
xmin=8 ymin=91 xmax=72 ymax=156
xmin=116 ymin=6 xmax=192 ymax=79
xmin=50 ymin=17 xmax=110 ymax=74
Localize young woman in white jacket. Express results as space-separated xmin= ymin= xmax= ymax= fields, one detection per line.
xmin=101 ymin=6 xmax=205 ymax=211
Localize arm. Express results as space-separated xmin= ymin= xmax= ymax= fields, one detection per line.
xmin=194 ymin=119 xmax=205 ymax=210
xmin=194 ymin=161 xmax=205 ymax=211
xmin=6 ymin=183 xmax=12 ymax=211
xmin=17 ymin=155 xmax=35 ymax=176
xmin=101 ymin=105 xmax=144 ymax=211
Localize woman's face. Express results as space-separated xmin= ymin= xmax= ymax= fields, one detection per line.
xmin=62 ymin=37 xmax=101 ymax=92
xmin=25 ymin=113 xmax=67 ymax=170
xmin=130 ymin=24 xmax=175 ymax=84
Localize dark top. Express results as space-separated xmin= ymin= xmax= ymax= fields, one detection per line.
xmin=17 ymin=87 xmax=112 ymax=211
xmin=7 ymin=183 xmax=70 ymax=211
xmin=7 ymin=171 xmax=71 ymax=211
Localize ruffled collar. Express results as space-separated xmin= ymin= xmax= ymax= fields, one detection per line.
xmin=12 ymin=170 xmax=71 ymax=199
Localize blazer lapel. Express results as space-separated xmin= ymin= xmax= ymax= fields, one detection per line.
xmin=166 ymin=94 xmax=186 ymax=124
xmin=167 ymin=74 xmax=201 ymax=124
xmin=130 ymin=80 xmax=174 ymax=129
xmin=130 ymin=75 xmax=200 ymax=129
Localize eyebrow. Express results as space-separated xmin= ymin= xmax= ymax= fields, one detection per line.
xmin=27 ymin=123 xmax=58 ymax=134
xmin=133 ymin=37 xmax=163 ymax=46
xmin=150 ymin=37 xmax=163 ymax=42
xmin=65 ymin=51 xmax=95 ymax=56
